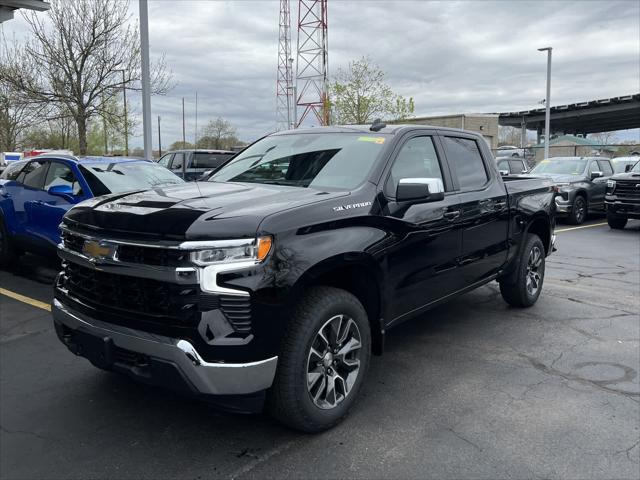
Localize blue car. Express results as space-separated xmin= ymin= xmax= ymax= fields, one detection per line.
xmin=0 ymin=155 xmax=183 ymax=264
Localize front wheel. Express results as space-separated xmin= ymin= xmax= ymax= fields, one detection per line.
xmin=607 ymin=212 xmax=628 ymax=230
xmin=499 ymin=233 xmax=546 ymax=308
xmin=268 ymin=286 xmax=371 ymax=432
xmin=567 ymin=195 xmax=587 ymax=225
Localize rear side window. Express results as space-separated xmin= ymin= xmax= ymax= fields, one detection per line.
xmin=192 ymin=152 xmax=235 ymax=169
xmin=509 ymin=160 xmax=525 ymax=173
xmin=18 ymin=161 xmax=49 ymax=189
xmin=442 ymin=137 xmax=488 ymax=190
xmin=598 ymin=160 xmax=613 ymax=176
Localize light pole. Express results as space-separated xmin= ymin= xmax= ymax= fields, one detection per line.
xmin=538 ymin=46 xmax=552 ymax=160
xmin=114 ymin=69 xmax=128 ymax=156
xmin=139 ymin=0 xmax=153 ymax=160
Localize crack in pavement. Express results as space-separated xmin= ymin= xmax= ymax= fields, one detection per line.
xmin=519 ymin=354 xmax=640 ymax=404
xmin=0 ymin=425 xmax=54 ymax=442
xmin=445 ymin=427 xmax=483 ymax=452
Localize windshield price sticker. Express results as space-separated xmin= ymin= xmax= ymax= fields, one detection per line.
xmin=358 ymin=136 xmax=385 ymax=144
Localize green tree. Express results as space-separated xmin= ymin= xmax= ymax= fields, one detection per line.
xmin=329 ymin=56 xmax=414 ymax=124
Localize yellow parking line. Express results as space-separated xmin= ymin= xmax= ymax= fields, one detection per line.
xmin=556 ymin=222 xmax=608 ymax=233
xmin=0 ymin=288 xmax=51 ymax=312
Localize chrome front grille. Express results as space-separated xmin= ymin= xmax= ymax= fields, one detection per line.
xmin=57 ymin=226 xmax=254 ymax=336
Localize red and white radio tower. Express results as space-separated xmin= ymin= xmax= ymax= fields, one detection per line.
xmin=295 ymin=0 xmax=328 ymax=127
xmin=276 ymin=0 xmax=294 ymax=131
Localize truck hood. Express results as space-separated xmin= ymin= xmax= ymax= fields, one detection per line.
xmin=64 ymin=181 xmax=349 ymax=239
xmin=540 ymin=173 xmax=585 ymax=184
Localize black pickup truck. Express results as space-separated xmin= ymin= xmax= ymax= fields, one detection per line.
xmin=605 ymin=159 xmax=640 ymax=229
xmin=52 ymin=123 xmax=556 ymax=432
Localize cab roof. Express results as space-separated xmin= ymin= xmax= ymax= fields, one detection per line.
xmin=27 ymin=154 xmax=151 ymax=164
xmin=273 ymin=124 xmax=476 ymax=136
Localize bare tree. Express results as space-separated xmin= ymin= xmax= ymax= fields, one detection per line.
xmin=588 ymin=132 xmax=618 ymax=145
xmin=498 ymin=126 xmax=522 ymax=146
xmin=199 ymin=118 xmax=237 ymax=149
xmin=0 ymin=37 xmax=45 ymax=151
xmin=0 ymin=79 xmax=42 ymax=151
xmin=0 ymin=0 xmax=172 ymax=155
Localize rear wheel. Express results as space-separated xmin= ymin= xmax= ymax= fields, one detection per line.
xmin=268 ymin=286 xmax=371 ymax=432
xmin=499 ymin=233 xmax=545 ymax=308
xmin=607 ymin=212 xmax=628 ymax=230
xmin=567 ymin=195 xmax=587 ymax=225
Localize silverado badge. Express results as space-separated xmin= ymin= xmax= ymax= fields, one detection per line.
xmin=332 ymin=201 xmax=372 ymax=212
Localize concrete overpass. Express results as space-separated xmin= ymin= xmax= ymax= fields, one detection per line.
xmin=498 ymin=93 xmax=640 ymax=143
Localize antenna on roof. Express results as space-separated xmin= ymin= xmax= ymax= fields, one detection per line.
xmin=370 ymin=118 xmax=386 ymax=132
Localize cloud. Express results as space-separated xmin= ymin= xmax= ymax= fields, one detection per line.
xmin=3 ymin=0 xmax=639 ymax=147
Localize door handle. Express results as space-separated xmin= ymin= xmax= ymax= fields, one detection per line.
xmin=443 ymin=210 xmax=461 ymax=220
xmin=494 ymin=202 xmax=507 ymax=210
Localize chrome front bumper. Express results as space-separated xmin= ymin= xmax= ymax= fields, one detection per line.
xmin=52 ymin=299 xmax=277 ymax=396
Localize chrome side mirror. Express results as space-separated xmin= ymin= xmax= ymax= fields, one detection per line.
xmin=590 ymin=171 xmax=603 ymax=180
xmin=499 ymin=169 xmax=509 ymax=176
xmin=396 ymin=177 xmax=445 ymax=203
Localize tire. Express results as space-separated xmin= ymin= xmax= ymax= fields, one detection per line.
xmin=499 ymin=233 xmax=545 ymax=308
xmin=0 ymin=216 xmax=17 ymax=267
xmin=607 ymin=212 xmax=627 ymax=230
xmin=567 ymin=195 xmax=587 ymax=225
xmin=268 ymin=286 xmax=371 ymax=433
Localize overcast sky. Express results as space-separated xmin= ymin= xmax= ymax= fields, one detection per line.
xmin=3 ymin=0 xmax=640 ymax=147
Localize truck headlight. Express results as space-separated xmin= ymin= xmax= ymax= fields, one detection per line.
xmin=606 ymin=179 xmax=616 ymax=192
xmin=552 ymin=182 xmax=571 ymax=193
xmin=184 ymin=236 xmax=273 ymax=295
xmin=189 ymin=236 xmax=272 ymax=266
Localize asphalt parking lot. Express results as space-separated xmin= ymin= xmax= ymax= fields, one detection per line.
xmin=1 ymin=219 xmax=638 ymax=480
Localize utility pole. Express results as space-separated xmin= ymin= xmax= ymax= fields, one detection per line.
xmin=114 ymin=69 xmax=129 ymax=156
xmin=195 ymin=91 xmax=198 ymax=147
xmin=182 ymin=97 xmax=186 ymax=148
xmin=157 ymin=116 xmax=162 ymax=157
xmin=139 ymin=0 xmax=153 ymax=160
xmin=538 ymin=46 xmax=552 ymax=160
xmin=102 ymin=94 xmax=108 ymax=155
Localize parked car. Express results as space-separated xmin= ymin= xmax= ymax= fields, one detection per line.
xmin=530 ymin=156 xmax=614 ymax=225
xmin=53 ymin=124 xmax=556 ymax=432
xmin=0 ymin=155 xmax=183 ymax=264
xmin=605 ymin=159 xmax=640 ymax=229
xmin=0 ymin=152 xmax=24 ymax=175
xmin=496 ymin=145 xmax=525 ymax=158
xmin=157 ymin=149 xmax=236 ymax=181
xmin=497 ymin=157 xmax=529 ymax=175
xmin=610 ymin=156 xmax=640 ymax=174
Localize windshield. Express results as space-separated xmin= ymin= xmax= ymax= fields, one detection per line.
xmin=531 ymin=158 xmax=587 ymax=175
xmin=631 ymin=161 xmax=640 ymax=173
xmin=612 ymin=159 xmax=639 ymax=173
xmin=79 ymin=162 xmax=183 ymax=196
xmin=209 ymin=132 xmax=388 ymax=190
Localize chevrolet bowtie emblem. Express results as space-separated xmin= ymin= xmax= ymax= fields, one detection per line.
xmin=82 ymin=240 xmax=115 ymax=261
